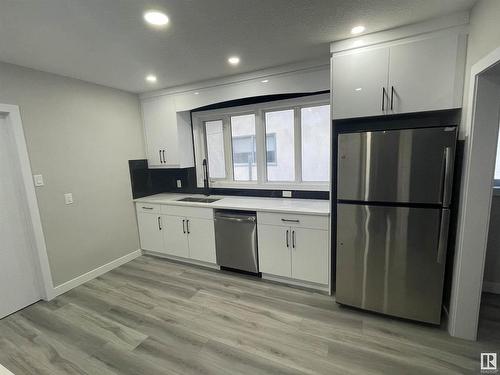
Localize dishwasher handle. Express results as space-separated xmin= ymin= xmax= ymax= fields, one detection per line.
xmin=215 ymin=214 xmax=256 ymax=223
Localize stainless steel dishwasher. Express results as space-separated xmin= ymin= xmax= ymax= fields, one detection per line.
xmin=214 ymin=210 xmax=259 ymax=274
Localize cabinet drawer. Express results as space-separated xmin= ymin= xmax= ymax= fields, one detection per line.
xmin=257 ymin=212 xmax=328 ymax=230
xmin=161 ymin=204 xmax=214 ymax=219
xmin=136 ymin=203 xmax=161 ymax=214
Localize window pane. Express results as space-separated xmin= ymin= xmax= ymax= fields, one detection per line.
xmin=301 ymin=105 xmax=330 ymax=182
xmin=205 ymin=120 xmax=225 ymax=179
xmin=231 ymin=114 xmax=257 ymax=181
xmin=265 ymin=109 xmax=294 ymax=181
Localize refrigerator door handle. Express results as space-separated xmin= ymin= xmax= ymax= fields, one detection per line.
xmin=442 ymin=147 xmax=453 ymax=207
xmin=437 ymin=209 xmax=450 ymax=264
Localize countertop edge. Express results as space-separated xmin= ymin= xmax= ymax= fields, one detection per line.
xmin=133 ymin=195 xmax=331 ymax=216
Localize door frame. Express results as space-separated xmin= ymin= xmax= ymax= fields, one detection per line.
xmin=0 ymin=103 xmax=53 ymax=300
xmin=448 ymin=47 xmax=500 ymax=340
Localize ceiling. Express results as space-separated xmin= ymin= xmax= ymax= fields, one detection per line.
xmin=0 ymin=0 xmax=477 ymax=93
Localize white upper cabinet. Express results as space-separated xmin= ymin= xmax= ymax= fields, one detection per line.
xmin=388 ymin=33 xmax=462 ymax=114
xmin=331 ymin=29 xmax=466 ymax=120
xmin=332 ymin=47 xmax=390 ymax=119
xmin=141 ymin=95 xmax=194 ymax=169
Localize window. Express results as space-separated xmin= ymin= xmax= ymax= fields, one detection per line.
xmin=231 ymin=114 xmax=257 ymax=181
xmin=301 ymin=105 xmax=330 ymax=182
xmin=194 ymin=94 xmax=330 ymax=190
xmin=205 ymin=120 xmax=225 ymax=179
xmin=265 ymin=109 xmax=295 ymax=181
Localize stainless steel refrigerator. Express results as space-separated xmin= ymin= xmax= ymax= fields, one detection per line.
xmin=335 ymin=126 xmax=457 ymax=324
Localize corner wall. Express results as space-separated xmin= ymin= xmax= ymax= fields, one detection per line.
xmin=0 ymin=62 xmax=145 ymax=287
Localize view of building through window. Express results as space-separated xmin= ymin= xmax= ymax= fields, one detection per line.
xmin=301 ymin=105 xmax=330 ymax=182
xmin=205 ymin=120 xmax=225 ymax=178
xmin=231 ymin=114 xmax=257 ymax=181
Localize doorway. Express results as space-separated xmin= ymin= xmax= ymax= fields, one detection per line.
xmin=449 ymin=48 xmax=500 ymax=340
xmin=0 ymin=104 xmax=52 ymax=318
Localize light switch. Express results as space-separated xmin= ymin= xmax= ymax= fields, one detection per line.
xmin=176 ymin=179 xmax=182 ymax=188
xmin=282 ymin=190 xmax=292 ymax=198
xmin=33 ymin=174 xmax=44 ymax=187
xmin=64 ymin=193 xmax=73 ymax=205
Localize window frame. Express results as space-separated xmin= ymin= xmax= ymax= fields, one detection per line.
xmin=192 ymin=93 xmax=330 ymax=191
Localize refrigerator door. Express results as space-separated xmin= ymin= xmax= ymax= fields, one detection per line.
xmin=337 ymin=127 xmax=456 ymax=205
xmin=336 ymin=203 xmax=448 ymax=324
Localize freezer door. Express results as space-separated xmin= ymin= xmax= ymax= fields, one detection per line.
xmin=336 ymin=203 xmax=448 ymax=324
xmin=337 ymin=127 xmax=456 ymax=205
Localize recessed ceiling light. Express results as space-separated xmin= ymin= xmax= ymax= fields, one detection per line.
xmin=351 ymin=25 xmax=365 ymax=35
xmin=144 ymin=10 xmax=169 ymax=26
xmin=194 ymin=92 xmax=199 ymax=95
xmin=228 ymin=56 xmax=240 ymax=66
xmin=355 ymin=87 xmax=362 ymax=91
xmin=145 ymin=74 xmax=157 ymax=83
xmin=261 ymin=79 xmax=269 ymax=83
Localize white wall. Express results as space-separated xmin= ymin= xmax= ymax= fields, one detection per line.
xmin=460 ymin=0 xmax=500 ymax=138
xmin=0 ymin=62 xmax=145 ymax=286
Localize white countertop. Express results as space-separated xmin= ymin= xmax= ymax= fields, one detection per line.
xmin=134 ymin=193 xmax=330 ymax=216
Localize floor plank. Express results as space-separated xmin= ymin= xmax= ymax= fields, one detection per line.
xmin=0 ymin=254 xmax=499 ymax=374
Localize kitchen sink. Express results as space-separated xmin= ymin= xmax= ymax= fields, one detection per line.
xmin=176 ymin=197 xmax=221 ymax=203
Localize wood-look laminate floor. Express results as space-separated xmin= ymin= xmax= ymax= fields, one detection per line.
xmin=1 ymin=255 xmax=499 ymax=375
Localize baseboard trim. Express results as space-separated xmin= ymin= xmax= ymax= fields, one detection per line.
xmin=261 ymin=273 xmax=330 ymax=294
xmin=49 ymin=249 xmax=142 ymax=300
xmin=483 ymin=281 xmax=500 ymax=294
xmin=143 ymin=250 xmax=220 ymax=270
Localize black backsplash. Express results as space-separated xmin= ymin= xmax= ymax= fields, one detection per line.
xmin=129 ymin=160 xmax=329 ymax=200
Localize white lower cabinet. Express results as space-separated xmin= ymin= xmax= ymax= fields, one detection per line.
xmin=136 ymin=204 xmax=216 ymax=264
xmin=162 ymin=215 xmax=189 ymax=258
xmin=257 ymin=212 xmax=329 ymax=286
xmin=137 ymin=212 xmax=163 ymax=252
xmin=187 ymin=217 xmax=216 ymax=263
xmin=290 ymin=227 xmax=328 ymax=285
xmin=257 ymin=225 xmax=292 ymax=278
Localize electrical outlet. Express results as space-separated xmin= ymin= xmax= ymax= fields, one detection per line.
xmin=64 ymin=193 xmax=73 ymax=205
xmin=33 ymin=174 xmax=44 ymax=187
xmin=176 ymin=179 xmax=182 ymax=188
xmin=282 ymin=190 xmax=292 ymax=198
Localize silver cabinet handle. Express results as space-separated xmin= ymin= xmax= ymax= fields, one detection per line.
xmin=442 ymin=147 xmax=453 ymax=207
xmin=159 ymin=150 xmax=162 ymax=163
xmin=285 ymin=229 xmax=289 ymax=248
xmin=390 ymin=86 xmax=395 ymax=110
xmin=186 ymin=219 xmax=190 ymax=234
xmin=158 ymin=216 xmax=162 ymax=231
xmin=292 ymin=230 xmax=295 ymax=248
xmin=437 ymin=209 xmax=450 ymax=264
xmin=142 ymin=206 xmax=153 ymax=210
xmin=281 ymin=218 xmax=299 ymax=223
xmin=182 ymin=219 xmax=186 ymax=234
xmin=382 ymin=87 xmax=386 ymax=111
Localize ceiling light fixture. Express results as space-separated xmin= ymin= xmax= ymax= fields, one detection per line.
xmin=228 ymin=56 xmax=240 ymax=66
xmin=261 ymin=79 xmax=269 ymax=83
xmin=145 ymin=74 xmax=157 ymax=83
xmin=194 ymin=92 xmax=199 ymax=95
xmin=144 ymin=10 xmax=169 ymax=26
xmin=351 ymin=25 xmax=365 ymax=35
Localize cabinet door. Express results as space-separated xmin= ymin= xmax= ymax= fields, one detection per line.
xmin=186 ymin=218 xmax=216 ymax=264
xmin=388 ymin=33 xmax=461 ymax=114
xmin=137 ymin=212 xmax=163 ymax=252
xmin=332 ymin=47 xmax=390 ymax=119
xmin=141 ymin=96 xmax=179 ymax=168
xmin=291 ymin=227 xmax=328 ymax=284
xmin=162 ymin=215 xmax=189 ymax=258
xmin=257 ymin=225 xmax=291 ymax=278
